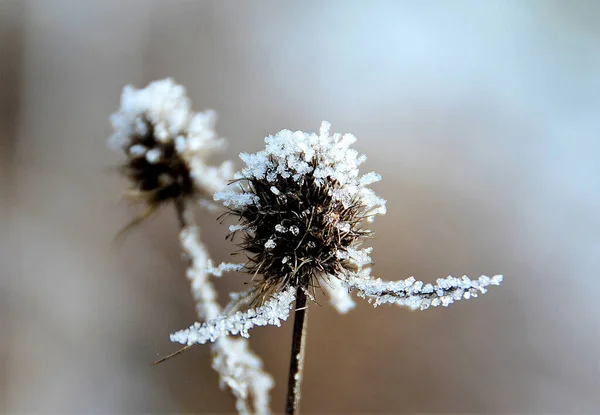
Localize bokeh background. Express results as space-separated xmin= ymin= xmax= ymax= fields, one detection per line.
xmin=2 ymin=0 xmax=600 ymax=413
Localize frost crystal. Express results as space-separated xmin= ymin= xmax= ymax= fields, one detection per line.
xmin=226 ymin=121 xmax=387 ymax=217
xmin=320 ymin=275 xmax=356 ymax=314
xmin=229 ymin=224 xmax=247 ymax=233
xmin=206 ymin=262 xmax=245 ymax=278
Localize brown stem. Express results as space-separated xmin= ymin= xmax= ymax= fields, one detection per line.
xmin=285 ymin=287 xmax=308 ymax=415
xmin=174 ymin=198 xmax=193 ymax=230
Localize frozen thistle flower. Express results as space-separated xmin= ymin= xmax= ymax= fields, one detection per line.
xmin=214 ymin=121 xmax=386 ymax=299
xmin=108 ymin=78 xmax=233 ymax=220
xmin=174 ymin=122 xmax=502 ymax=348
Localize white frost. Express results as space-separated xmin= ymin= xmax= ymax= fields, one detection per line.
xmin=206 ymin=262 xmax=245 ymax=278
xmin=215 ymin=190 xmax=260 ymax=208
xmin=320 ymin=276 xmax=356 ymax=314
xmin=145 ymin=148 xmax=161 ymax=163
xmin=171 ymin=287 xmax=297 ymax=345
xmin=217 ymin=121 xmax=386 ymax=217
xmin=229 ymin=224 xmax=247 ymax=233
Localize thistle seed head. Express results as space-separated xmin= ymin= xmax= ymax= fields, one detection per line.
xmin=109 ymin=78 xmax=232 ymax=212
xmin=216 ymin=122 xmax=386 ymax=295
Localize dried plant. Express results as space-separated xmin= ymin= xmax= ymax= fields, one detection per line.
xmin=109 ymin=79 xmax=273 ymax=414
xmin=109 ymin=79 xmax=503 ymax=415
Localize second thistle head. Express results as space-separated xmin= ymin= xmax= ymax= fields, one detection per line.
xmin=109 ymin=79 xmax=233 ymax=223
xmin=216 ymin=122 xmax=387 ymax=296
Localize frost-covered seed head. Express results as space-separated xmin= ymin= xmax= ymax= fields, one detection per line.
xmin=109 ymin=78 xmax=232 ymax=211
xmin=216 ymin=122 xmax=386 ymax=295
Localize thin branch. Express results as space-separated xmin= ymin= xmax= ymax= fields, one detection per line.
xmin=170 ymin=287 xmax=296 ymax=345
xmin=174 ymin=198 xmax=193 ymax=230
xmin=344 ymin=273 xmax=503 ymax=309
xmin=168 ymin=198 xmax=275 ymax=414
xmin=286 ymin=287 xmax=308 ymax=415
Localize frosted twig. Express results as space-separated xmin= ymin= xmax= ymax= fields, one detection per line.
xmin=343 ymin=273 xmax=503 ymax=310
xmin=170 ymin=287 xmax=296 ymax=345
xmin=177 ymin=217 xmax=274 ymax=414
xmin=207 ymin=262 xmax=245 ymax=277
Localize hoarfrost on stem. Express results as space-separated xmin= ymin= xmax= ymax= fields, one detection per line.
xmin=179 ymin=225 xmax=273 ymax=415
xmin=206 ymin=261 xmax=245 ymax=278
xmin=343 ymin=272 xmax=503 ymax=310
xmin=170 ymin=287 xmax=297 ymax=345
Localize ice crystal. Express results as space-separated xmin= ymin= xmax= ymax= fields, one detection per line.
xmin=206 ymin=261 xmax=245 ymax=278
xmin=319 ymin=275 xmax=356 ymax=314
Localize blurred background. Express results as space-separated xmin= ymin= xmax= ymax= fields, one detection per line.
xmin=2 ymin=0 xmax=600 ymax=413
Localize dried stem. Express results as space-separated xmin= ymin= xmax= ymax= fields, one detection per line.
xmin=285 ymin=287 xmax=308 ymax=415
xmin=151 ymin=199 xmax=198 ymax=365
xmin=174 ymin=198 xmax=193 ymax=230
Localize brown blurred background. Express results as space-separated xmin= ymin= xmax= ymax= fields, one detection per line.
xmin=2 ymin=0 xmax=599 ymax=413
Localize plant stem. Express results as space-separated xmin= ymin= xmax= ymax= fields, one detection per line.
xmin=174 ymin=198 xmax=192 ymax=230
xmin=285 ymin=286 xmax=308 ymax=415
xmin=148 ymin=199 xmax=198 ymax=366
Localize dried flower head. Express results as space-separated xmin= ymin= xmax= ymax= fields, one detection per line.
xmin=215 ymin=121 xmax=386 ymax=299
xmin=109 ymin=78 xmax=232 ymax=221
